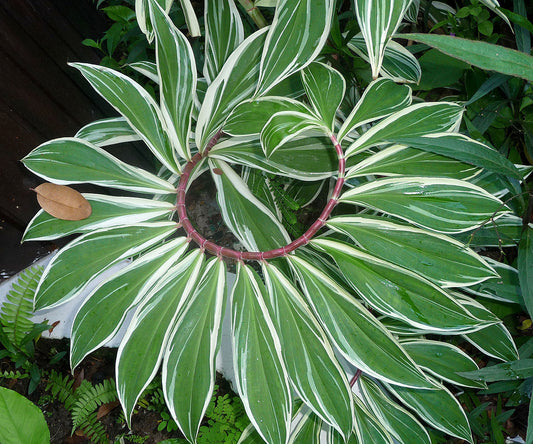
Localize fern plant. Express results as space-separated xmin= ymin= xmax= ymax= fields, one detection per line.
xmin=45 ymin=369 xmax=117 ymax=443
xmin=20 ymin=0 xmax=533 ymax=443
xmin=0 ymin=266 xmax=49 ymax=393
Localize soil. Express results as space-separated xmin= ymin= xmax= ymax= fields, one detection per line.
xmin=1 ymin=337 xmax=235 ymax=444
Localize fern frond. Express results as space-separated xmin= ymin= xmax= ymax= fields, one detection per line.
xmin=78 ymin=411 xmax=108 ymax=444
xmin=71 ymin=378 xmax=118 ymax=431
xmin=0 ymin=266 xmax=43 ymax=346
xmin=0 ymin=369 xmax=29 ymax=380
xmin=46 ymin=369 xmax=75 ymax=407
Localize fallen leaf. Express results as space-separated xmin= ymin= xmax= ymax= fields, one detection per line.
xmin=33 ymin=183 xmax=92 ymax=221
xmin=97 ymin=401 xmax=120 ymax=420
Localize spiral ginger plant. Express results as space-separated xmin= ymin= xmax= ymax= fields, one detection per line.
xmin=21 ymin=0 xmax=526 ymax=443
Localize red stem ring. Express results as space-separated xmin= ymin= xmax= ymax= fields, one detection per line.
xmin=177 ymin=131 xmax=346 ymax=262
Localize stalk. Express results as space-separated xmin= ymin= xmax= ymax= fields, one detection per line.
xmin=236 ymin=0 xmax=268 ymax=28
xmin=177 ymin=132 xmax=346 ymax=261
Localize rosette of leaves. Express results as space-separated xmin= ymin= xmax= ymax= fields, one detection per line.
xmin=21 ymin=0 xmax=526 ymax=443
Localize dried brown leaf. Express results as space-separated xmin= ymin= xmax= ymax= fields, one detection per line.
xmin=33 ymin=183 xmax=92 ymax=221
xmin=96 ymin=400 xmax=120 ymax=420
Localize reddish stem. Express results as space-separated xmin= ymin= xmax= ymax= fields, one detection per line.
xmin=350 ymin=369 xmax=362 ymax=387
xmin=177 ymin=132 xmax=345 ymax=261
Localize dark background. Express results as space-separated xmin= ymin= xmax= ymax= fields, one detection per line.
xmin=0 ymin=0 xmax=112 ymax=279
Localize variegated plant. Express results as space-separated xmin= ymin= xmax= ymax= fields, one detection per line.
xmin=21 ymin=0 xmax=525 ymax=443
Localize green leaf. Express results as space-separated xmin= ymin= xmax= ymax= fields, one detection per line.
xmin=347 ymin=36 xmax=421 ymax=83
xmin=327 ymin=215 xmax=498 ymax=288
xmin=75 ymin=117 xmax=140 ymax=147
xmin=129 ymin=61 xmax=159 ymax=83
xmin=400 ymin=33 xmax=533 ymax=83
xmin=393 ymin=133 xmax=523 ymax=180
xmin=345 ymin=102 xmax=464 ymax=157
xmin=261 ymin=111 xmax=323 ymax=158
xmin=455 ymin=213 xmax=523 ymax=247
xmin=338 ymin=78 xmax=412 ymax=143
xmin=225 ymin=97 xmax=311 ymax=137
xmin=210 ymin=136 xmax=337 ymax=181
xmin=23 ymin=194 xmax=175 ymax=241
xmin=416 ymin=49 xmax=471 ymax=90
xmin=70 ymin=63 xmax=181 ymax=173
xmin=518 ymin=225 xmax=533 ymax=318
xmin=385 ymin=380 xmax=472 ymax=442
xmin=288 ymin=254 xmax=432 ymax=389
xmin=70 ymin=238 xmax=188 ymax=369
xmin=339 ymin=177 xmax=506 ymax=234
xmin=354 ymin=0 xmax=412 ymax=78
xmin=401 ymin=340 xmax=486 ymax=388
xmin=34 ymin=222 xmax=177 ymax=310
xmin=346 ymin=145 xmax=481 ymax=181
xmin=262 ymin=263 xmax=353 ymax=438
xmin=117 ymin=250 xmax=204 ymax=423
xmin=231 ymin=264 xmax=291 ymax=444
xmin=196 ymin=28 xmax=268 ymax=150
xmin=149 ymin=0 xmax=196 ymax=161
xmin=300 ymin=62 xmax=345 ymax=131
xmin=359 ymin=376 xmax=431 ymax=444
xmin=204 ymin=0 xmax=244 ymax=83
xmin=0 ymin=387 xmax=50 ymax=444
xmin=256 ymin=0 xmax=334 ymax=95
xmin=163 ymin=258 xmax=226 ymax=443
xmin=209 ymin=159 xmax=290 ymax=252
xmin=311 ymin=238 xmax=486 ymax=333
xmin=22 ymin=138 xmax=176 ymax=194
xmin=352 ymin=395 xmax=394 ymax=444
xmin=458 ymin=359 xmax=533 ymax=382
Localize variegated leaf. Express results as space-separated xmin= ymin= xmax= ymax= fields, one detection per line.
xmin=347 ymin=35 xmax=421 ymax=83
xmin=345 ymin=102 xmax=464 ymax=157
xmin=117 ymin=250 xmax=205 ymax=423
xmin=224 ymin=97 xmax=311 ymax=137
xmin=255 ymin=0 xmax=334 ymax=96
xmin=261 ymin=111 xmax=323 ymax=158
xmin=34 ymin=222 xmax=177 ymax=310
xmin=178 ymin=0 xmax=201 ymax=36
xmin=394 ymin=133 xmax=523 ymax=180
xmin=262 ymin=263 xmax=354 ymax=438
xmin=454 ymin=213 xmax=523 ymax=248
xmin=210 ymin=136 xmax=337 ymax=181
xmin=346 ymin=145 xmax=481 ymax=180
xmin=23 ymin=194 xmax=175 ymax=241
xmin=352 ymin=394 xmax=393 ymax=444
xmin=70 ymin=63 xmax=181 ymax=173
xmin=327 ymin=215 xmax=498 ymax=287
xmin=209 ymin=159 xmax=290 ymax=252
xmin=204 ymin=0 xmax=244 ymax=83
xmin=163 ymin=258 xmax=226 ymax=442
xmin=231 ymin=264 xmax=291 ymax=444
xmin=401 ymin=340 xmax=486 ymax=388
xmin=128 ymin=61 xmax=159 ymax=83
xmin=463 ymin=258 xmax=522 ymax=304
xmin=70 ymin=238 xmax=189 ymax=369
xmin=338 ymin=78 xmax=412 ymax=143
xmin=339 ymin=177 xmax=506 ymax=234
xmin=135 ymin=0 xmax=172 ymax=41
xmin=385 ymin=380 xmax=473 ymax=443
xmin=460 ymin=296 xmax=519 ymax=362
xmin=22 ymin=138 xmax=176 ymax=195
xmin=289 ymin=408 xmax=323 ymax=444
xmin=300 ymin=62 xmax=346 ymax=131
xmin=354 ymin=0 xmax=412 ymax=79
xmin=150 ymin=0 xmax=196 ymax=161
xmin=288 ymin=254 xmax=432 ymax=388
xmin=75 ymin=117 xmax=140 ymax=147
xmin=359 ymin=376 xmax=431 ymax=444
xmin=196 ymin=28 xmax=268 ymax=150
xmin=519 ymin=225 xmax=533 ymax=318
xmin=311 ymin=238 xmax=487 ymax=333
